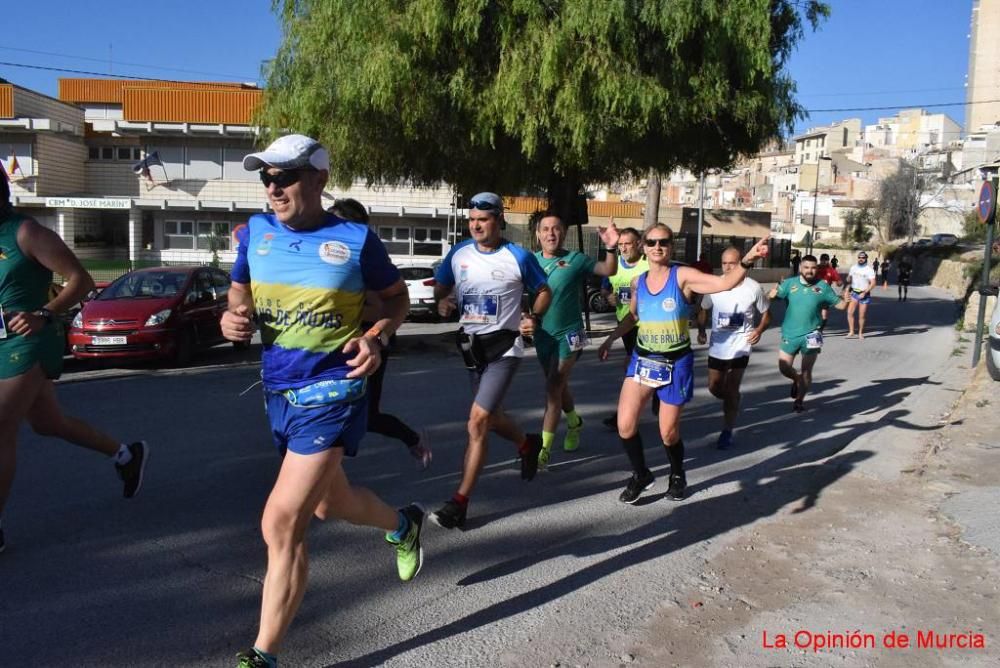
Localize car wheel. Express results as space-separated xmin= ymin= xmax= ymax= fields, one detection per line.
xmin=589 ymin=290 xmax=611 ymax=313
xmin=987 ymin=343 xmax=1000 ymax=381
xmin=173 ymin=328 xmax=194 ymax=366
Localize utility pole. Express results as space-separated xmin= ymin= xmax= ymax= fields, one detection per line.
xmin=697 ymin=171 xmax=706 ymax=261
xmin=808 ymin=159 xmax=821 ymax=255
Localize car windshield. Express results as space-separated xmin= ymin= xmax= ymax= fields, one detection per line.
xmin=98 ymin=271 xmax=189 ymax=300
xmin=400 ymin=267 xmax=434 ymax=281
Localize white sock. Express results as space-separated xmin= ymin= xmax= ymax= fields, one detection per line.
xmin=114 ymin=444 xmax=133 ymax=466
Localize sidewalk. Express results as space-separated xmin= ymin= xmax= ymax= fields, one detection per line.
xmin=631 ymin=365 xmax=1000 ymax=667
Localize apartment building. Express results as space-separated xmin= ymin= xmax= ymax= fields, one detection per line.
xmin=1 ymin=77 xmax=459 ymax=266
xmin=793 ymin=118 xmax=861 ymax=164
xmin=967 ymin=0 xmax=1000 ymax=132
xmin=863 ymin=108 xmax=962 ymax=157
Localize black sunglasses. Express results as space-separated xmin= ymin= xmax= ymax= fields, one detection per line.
xmin=644 ymin=238 xmax=673 ymax=248
xmin=260 ymin=169 xmax=308 ymax=189
xmin=469 ymin=199 xmax=502 ymax=213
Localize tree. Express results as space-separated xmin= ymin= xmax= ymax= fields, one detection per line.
xmin=259 ymin=0 xmax=828 ymax=225
xmin=962 ymin=210 xmax=989 ymax=243
xmin=876 ymin=160 xmax=926 ymax=241
xmin=841 ymin=202 xmax=876 ymax=245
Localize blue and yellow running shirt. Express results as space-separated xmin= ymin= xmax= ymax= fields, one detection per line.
xmin=230 ymin=213 xmax=400 ymax=391
xmin=635 ymin=267 xmax=692 ymax=354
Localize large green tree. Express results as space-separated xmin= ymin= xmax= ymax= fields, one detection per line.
xmin=259 ymin=0 xmax=827 ymax=222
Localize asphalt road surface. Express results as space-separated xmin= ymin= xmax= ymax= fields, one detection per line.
xmin=0 ymin=285 xmax=963 ymax=667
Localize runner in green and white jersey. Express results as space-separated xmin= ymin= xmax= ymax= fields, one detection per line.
xmin=600 ymin=227 xmax=647 ymax=429
xmin=523 ymin=213 xmax=620 ymax=468
xmin=768 ymin=254 xmax=849 ymax=412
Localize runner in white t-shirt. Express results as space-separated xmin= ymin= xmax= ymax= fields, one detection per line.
xmin=696 ymin=247 xmax=771 ymax=449
xmin=845 ymin=251 xmax=877 ymax=339
xmin=429 ymin=192 xmax=551 ymax=530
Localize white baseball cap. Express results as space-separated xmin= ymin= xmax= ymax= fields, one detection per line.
xmin=243 ymin=134 xmax=330 ymax=171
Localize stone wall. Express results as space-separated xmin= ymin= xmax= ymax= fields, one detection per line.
xmin=964 ymin=291 xmax=997 ymax=332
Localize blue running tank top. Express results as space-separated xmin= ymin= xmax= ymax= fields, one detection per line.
xmin=635 ymin=267 xmax=691 ymax=354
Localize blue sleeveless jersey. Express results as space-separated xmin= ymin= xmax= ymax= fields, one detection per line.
xmin=231 ymin=213 xmax=399 ymax=390
xmin=636 ymin=267 xmax=691 ymax=353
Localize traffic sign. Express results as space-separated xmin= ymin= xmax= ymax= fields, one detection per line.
xmin=977 ymin=180 xmax=996 ymax=224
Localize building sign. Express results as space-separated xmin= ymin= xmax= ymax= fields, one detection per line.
xmin=44 ymin=197 xmax=132 ymax=210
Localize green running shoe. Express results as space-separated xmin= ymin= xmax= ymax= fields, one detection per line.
xmin=563 ymin=417 xmax=583 ymax=452
xmin=235 ymin=649 xmax=272 ymax=668
xmin=387 ymin=503 xmax=424 ymax=582
xmin=537 ymin=445 xmax=552 ymax=470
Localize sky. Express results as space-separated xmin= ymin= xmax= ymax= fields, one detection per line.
xmin=0 ymin=1 xmax=973 ymax=139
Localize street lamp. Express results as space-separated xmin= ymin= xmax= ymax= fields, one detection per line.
xmin=808 ymin=156 xmax=832 ymax=255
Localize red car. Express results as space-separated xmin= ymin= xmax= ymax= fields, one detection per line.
xmin=69 ymin=266 xmax=241 ymax=364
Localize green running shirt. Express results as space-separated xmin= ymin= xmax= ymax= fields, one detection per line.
xmin=775 ymin=276 xmax=841 ymax=338
xmin=605 ymin=255 xmax=649 ymax=322
xmin=534 ymin=250 xmax=596 ymax=336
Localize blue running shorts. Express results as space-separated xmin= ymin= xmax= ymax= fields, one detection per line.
xmin=625 ymin=350 xmax=695 ymax=406
xmin=264 ymin=389 xmax=368 ymax=457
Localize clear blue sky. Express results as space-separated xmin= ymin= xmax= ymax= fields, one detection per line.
xmin=1 ymin=1 xmax=972 ymax=138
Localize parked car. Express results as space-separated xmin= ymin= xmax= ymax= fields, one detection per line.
xmin=988 ymin=290 xmax=1000 ymax=381
xmin=68 ymin=266 xmax=238 ymax=364
xmin=398 ymin=263 xmax=437 ymax=318
xmin=931 ymin=233 xmax=959 ymax=247
xmin=50 ymin=280 xmax=110 ymax=353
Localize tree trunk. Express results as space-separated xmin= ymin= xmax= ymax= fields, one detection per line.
xmin=644 ymin=169 xmax=661 ymax=229
xmin=545 ymin=171 xmax=588 ymax=229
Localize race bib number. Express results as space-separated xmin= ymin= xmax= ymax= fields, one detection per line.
xmin=633 ymin=356 xmax=673 ymax=388
xmin=565 ymin=328 xmax=588 ymax=352
xmin=806 ymin=330 xmax=823 ymax=350
xmin=616 ymin=286 xmax=631 ymax=303
xmin=460 ymin=294 xmax=500 ymax=325
xmin=0 ymin=305 xmax=7 ymax=340
xmin=716 ymin=312 xmax=745 ymax=330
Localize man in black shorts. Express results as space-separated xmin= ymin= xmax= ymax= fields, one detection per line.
xmin=696 ymin=248 xmax=771 ymax=449
xmin=897 ymin=256 xmax=913 ymax=301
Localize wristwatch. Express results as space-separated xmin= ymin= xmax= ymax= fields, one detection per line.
xmin=740 ymin=259 xmax=754 ymax=269
xmin=34 ymin=308 xmax=54 ymax=323
xmin=606 ymin=247 xmax=618 ymax=252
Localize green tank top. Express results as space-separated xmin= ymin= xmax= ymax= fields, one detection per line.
xmin=0 ymin=212 xmax=52 ymax=314
xmin=607 ymin=255 xmax=649 ymax=321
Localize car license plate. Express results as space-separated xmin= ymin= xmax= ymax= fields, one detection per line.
xmin=92 ymin=336 xmax=127 ymax=345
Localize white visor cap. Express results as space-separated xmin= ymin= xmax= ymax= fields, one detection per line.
xmin=243 ymin=134 xmax=330 ymax=172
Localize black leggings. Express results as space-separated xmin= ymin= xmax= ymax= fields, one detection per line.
xmin=368 ymin=353 xmax=420 ymax=448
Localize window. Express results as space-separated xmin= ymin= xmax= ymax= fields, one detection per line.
xmin=413 ymin=227 xmax=444 ymax=256
xmin=378 ymin=226 xmax=411 ymax=255
xmin=211 ymin=270 xmax=231 ymax=293
xmin=148 ymin=145 xmax=185 ymax=180
xmin=89 ymin=146 xmax=141 ymax=161
xmin=164 ymin=220 xmax=195 ymax=250
xmin=196 ymin=221 xmax=233 ymax=251
xmin=186 ymin=146 xmax=223 ymax=180
xmin=89 ymin=147 xmax=100 ymax=160
xmin=2 ymin=142 xmax=32 ymax=176
xmin=101 ymin=147 xmax=114 ymax=160
xmin=223 ymin=147 xmax=259 ymax=182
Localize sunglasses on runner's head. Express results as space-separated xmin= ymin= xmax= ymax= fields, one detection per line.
xmin=260 ymin=169 xmax=309 ymax=189
xmin=468 ymin=199 xmax=502 ymax=213
xmin=644 ymin=238 xmax=672 ymax=248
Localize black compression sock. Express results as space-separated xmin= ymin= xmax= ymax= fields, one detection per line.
xmin=666 ymin=439 xmax=685 ymax=476
xmin=621 ymin=434 xmax=648 ymax=475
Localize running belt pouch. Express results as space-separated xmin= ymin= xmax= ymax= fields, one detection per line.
xmin=455 ymin=328 xmax=518 ymax=369
xmin=472 ymin=329 xmax=518 ymax=365
xmin=283 ymin=378 xmax=367 ymax=408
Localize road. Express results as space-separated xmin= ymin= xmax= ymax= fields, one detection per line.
xmin=0 ymin=285 xmax=964 ymax=667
